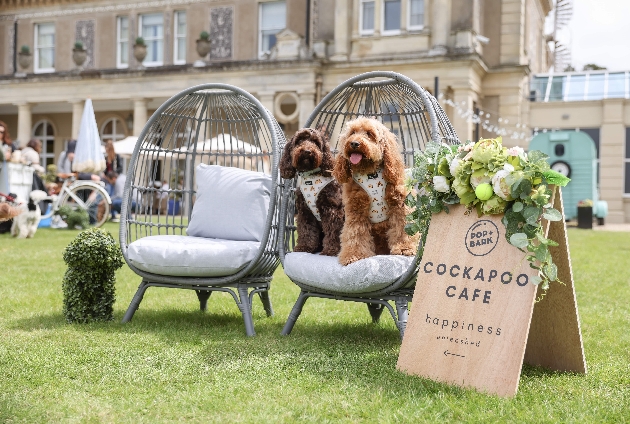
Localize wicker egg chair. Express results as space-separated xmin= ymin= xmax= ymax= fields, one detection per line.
xmin=119 ymin=84 xmax=284 ymax=336
xmin=279 ymin=71 xmax=459 ymax=339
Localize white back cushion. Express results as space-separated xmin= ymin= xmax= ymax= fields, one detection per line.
xmin=187 ymin=164 xmax=272 ymax=242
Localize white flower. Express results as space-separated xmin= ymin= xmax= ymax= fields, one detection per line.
xmin=433 ymin=175 xmax=450 ymax=193
xmin=506 ymin=146 xmax=525 ymax=158
xmin=449 ymin=158 xmax=461 ymax=176
xmin=503 ymin=163 xmax=514 ymax=172
xmin=470 ymin=173 xmax=491 ymax=188
xmin=492 ymin=169 xmax=512 ymax=200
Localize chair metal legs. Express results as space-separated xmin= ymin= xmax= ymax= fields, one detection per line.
xmin=281 ymin=290 xmax=410 ymax=340
xmin=237 ymin=286 xmax=256 ymax=337
xmin=121 ymin=281 xmax=272 ymax=337
xmin=195 ymin=290 xmax=212 ymax=311
xmin=281 ymin=290 xmax=309 ymax=335
xmin=122 ymin=281 xmax=150 ymax=323
xmin=367 ymin=303 xmax=385 ymax=323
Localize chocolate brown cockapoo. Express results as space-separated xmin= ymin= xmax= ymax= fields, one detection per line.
xmin=280 ymin=128 xmax=344 ymax=256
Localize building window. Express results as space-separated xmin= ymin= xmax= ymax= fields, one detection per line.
xmin=408 ymin=0 xmax=424 ymax=30
xmin=34 ymin=23 xmax=55 ymax=73
xmin=174 ymin=11 xmax=187 ymax=65
xmin=117 ymin=16 xmax=129 ymax=68
xmin=625 ymin=128 xmax=630 ymax=195
xmin=32 ymin=120 xmax=55 ymax=167
xmin=382 ymin=0 xmax=401 ymax=34
xmin=360 ymin=1 xmax=375 ymax=35
xmin=100 ymin=117 xmax=127 ymax=142
xmin=259 ymin=1 xmax=286 ymax=57
xmin=139 ymin=13 xmax=164 ymax=66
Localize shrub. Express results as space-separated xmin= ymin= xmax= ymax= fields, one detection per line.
xmin=56 ymin=205 xmax=90 ymax=230
xmin=62 ymin=228 xmax=124 ymax=323
xmin=74 ymin=41 xmax=84 ymax=50
xmin=20 ymin=45 xmax=30 ymax=54
xmin=199 ymin=31 xmax=210 ymax=41
xmin=135 ymin=37 xmax=146 ymax=46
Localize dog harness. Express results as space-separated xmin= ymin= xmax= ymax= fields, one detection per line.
xmin=297 ymin=169 xmax=334 ymax=221
xmin=353 ymin=167 xmax=389 ymax=223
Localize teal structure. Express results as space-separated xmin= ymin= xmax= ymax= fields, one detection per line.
xmin=529 ymin=130 xmax=608 ymax=221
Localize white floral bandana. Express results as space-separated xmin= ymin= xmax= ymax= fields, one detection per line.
xmin=297 ymin=172 xmax=335 ymax=221
xmin=352 ymin=167 xmax=389 ymax=223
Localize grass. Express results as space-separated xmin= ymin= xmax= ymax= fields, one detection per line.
xmin=1 ymin=223 xmax=629 ymax=422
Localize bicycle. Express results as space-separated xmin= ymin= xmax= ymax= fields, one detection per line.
xmin=41 ymin=176 xmax=112 ymax=228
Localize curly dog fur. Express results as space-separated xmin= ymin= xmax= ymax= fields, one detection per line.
xmin=280 ymin=128 xmax=344 ymax=256
xmin=333 ymin=117 xmax=418 ymax=265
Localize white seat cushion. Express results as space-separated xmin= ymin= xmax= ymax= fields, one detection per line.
xmin=127 ymin=235 xmax=260 ymax=277
xmin=284 ymin=253 xmax=415 ymax=294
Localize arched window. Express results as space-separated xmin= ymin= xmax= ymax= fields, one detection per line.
xmin=32 ymin=119 xmax=55 ymax=167
xmin=100 ymin=117 xmax=126 ymax=142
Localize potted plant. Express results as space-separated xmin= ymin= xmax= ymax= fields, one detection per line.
xmin=577 ymin=199 xmax=593 ymax=229
xmin=195 ymin=31 xmax=211 ymax=60
xmin=72 ymin=41 xmax=87 ymax=68
xmin=17 ymin=45 xmax=32 ymax=70
xmin=133 ymin=37 xmax=147 ymax=65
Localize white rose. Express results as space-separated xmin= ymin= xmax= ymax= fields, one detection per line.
xmin=506 ymin=146 xmax=525 ymax=158
xmin=433 ymin=175 xmax=450 ymax=193
xmin=449 ymin=158 xmax=461 ymax=176
xmin=492 ymin=169 xmax=512 ymax=200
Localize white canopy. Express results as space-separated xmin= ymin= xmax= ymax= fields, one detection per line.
xmin=113 ymin=136 xmax=139 ymax=158
xmin=73 ymin=99 xmax=106 ymax=173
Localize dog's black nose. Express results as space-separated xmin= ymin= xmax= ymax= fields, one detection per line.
xmin=350 ymin=141 xmax=360 ymax=149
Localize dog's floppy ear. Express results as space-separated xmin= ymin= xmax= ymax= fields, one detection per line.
xmin=279 ymin=133 xmax=297 ymax=179
xmin=381 ymin=125 xmax=405 ymax=184
xmin=317 ymin=130 xmax=335 ymax=172
xmin=333 ymin=155 xmax=352 ymax=183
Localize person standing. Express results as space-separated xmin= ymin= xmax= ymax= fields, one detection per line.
xmin=21 ymin=139 xmax=45 ymax=173
xmin=0 ymin=121 xmax=15 ymax=161
xmin=103 ymin=139 xmax=122 ymax=196
xmin=57 ymin=140 xmax=101 ymax=182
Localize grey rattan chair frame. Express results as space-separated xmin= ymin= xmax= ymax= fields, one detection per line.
xmin=279 ymin=71 xmax=459 ymax=339
xmin=119 ymin=83 xmax=284 ymax=336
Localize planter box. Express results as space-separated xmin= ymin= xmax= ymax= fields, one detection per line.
xmin=167 ymin=199 xmax=181 ymax=216
xmin=577 ymin=206 xmax=592 ymax=229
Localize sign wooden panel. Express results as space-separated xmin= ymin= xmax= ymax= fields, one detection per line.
xmin=397 ymin=188 xmax=585 ymax=397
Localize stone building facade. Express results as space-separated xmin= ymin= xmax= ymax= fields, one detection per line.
xmin=0 ymin=0 xmax=552 ymax=169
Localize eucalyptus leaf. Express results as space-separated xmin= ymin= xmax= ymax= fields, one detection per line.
xmin=512 ymin=201 xmax=524 ymax=212
xmin=523 ymin=206 xmax=542 ymax=226
xmin=530 ymin=275 xmax=542 ymax=286
xmin=509 ymin=233 xmax=529 ymax=248
xmin=545 ymin=263 xmax=558 ymax=281
xmin=543 ymin=208 xmax=563 ymax=221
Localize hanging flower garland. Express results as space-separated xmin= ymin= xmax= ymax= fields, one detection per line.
xmin=405 ymin=137 xmax=571 ymax=294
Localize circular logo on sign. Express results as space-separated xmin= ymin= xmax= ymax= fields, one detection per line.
xmin=465 ymin=220 xmax=499 ymax=256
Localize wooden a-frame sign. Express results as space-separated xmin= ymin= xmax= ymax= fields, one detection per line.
xmin=397 ymin=187 xmax=586 ymax=397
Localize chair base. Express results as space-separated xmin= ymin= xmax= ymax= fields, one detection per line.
xmin=122 ymin=279 xmax=273 ymax=337
xmin=281 ymin=289 xmax=413 ymax=340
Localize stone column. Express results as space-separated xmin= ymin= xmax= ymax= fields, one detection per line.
xmin=15 ymin=102 xmax=32 ymax=148
xmin=599 ymin=99 xmax=625 ymax=223
xmin=298 ymin=90 xmax=316 ymax=128
xmin=70 ymin=100 xmax=85 ymax=140
xmin=430 ymin=0 xmax=451 ymax=55
xmin=132 ymin=98 xmax=148 ymax=136
xmin=331 ymin=0 xmax=350 ymax=61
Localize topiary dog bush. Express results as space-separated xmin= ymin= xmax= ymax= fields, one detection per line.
xmin=62 ymin=228 xmax=124 ymax=323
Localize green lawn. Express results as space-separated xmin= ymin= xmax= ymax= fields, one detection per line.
xmin=1 ymin=224 xmax=629 ymax=422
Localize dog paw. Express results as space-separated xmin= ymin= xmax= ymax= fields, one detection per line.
xmin=320 ymin=247 xmax=340 ymax=257
xmin=339 ymin=253 xmax=373 ymax=266
xmin=390 ymin=245 xmax=417 ymax=256
xmin=294 ymin=245 xmax=317 ymax=253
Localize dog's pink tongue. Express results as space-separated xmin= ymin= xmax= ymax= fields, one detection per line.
xmin=350 ymin=153 xmax=363 ymax=165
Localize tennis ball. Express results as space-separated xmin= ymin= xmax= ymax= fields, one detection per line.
xmin=475 ymin=183 xmax=494 ymax=201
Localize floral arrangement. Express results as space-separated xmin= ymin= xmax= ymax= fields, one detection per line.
xmin=405 ymin=137 xmax=571 ymax=293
